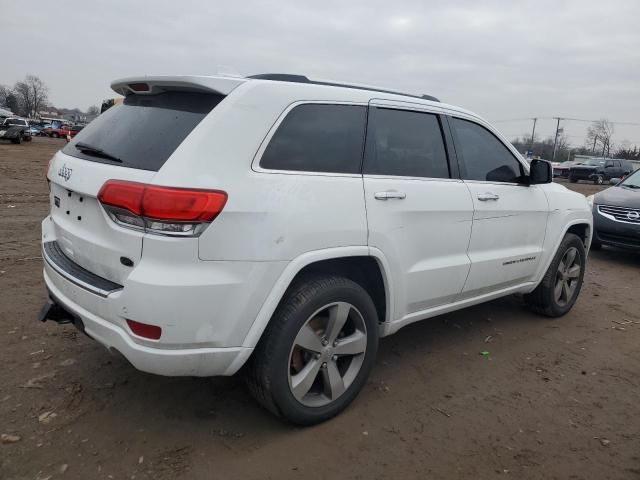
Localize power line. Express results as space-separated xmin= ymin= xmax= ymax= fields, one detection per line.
xmin=491 ymin=116 xmax=640 ymax=126
xmin=490 ymin=118 xmax=534 ymax=123
xmin=559 ymin=117 xmax=640 ymax=126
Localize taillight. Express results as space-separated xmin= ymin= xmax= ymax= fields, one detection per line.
xmin=97 ymin=180 xmax=227 ymax=237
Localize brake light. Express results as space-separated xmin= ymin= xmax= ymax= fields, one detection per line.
xmin=97 ymin=180 xmax=227 ymax=236
xmin=128 ymin=83 xmax=150 ymax=92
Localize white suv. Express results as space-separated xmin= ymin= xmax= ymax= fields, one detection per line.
xmin=40 ymin=74 xmax=593 ymax=424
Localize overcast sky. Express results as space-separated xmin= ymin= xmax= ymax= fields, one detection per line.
xmin=2 ymin=0 xmax=639 ymax=146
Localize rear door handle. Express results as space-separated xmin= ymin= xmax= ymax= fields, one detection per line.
xmin=477 ymin=192 xmax=500 ymax=201
xmin=374 ymin=191 xmax=406 ymax=200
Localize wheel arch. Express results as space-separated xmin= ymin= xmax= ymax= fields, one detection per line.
xmin=241 ymin=246 xmax=393 ymax=349
xmin=530 ymin=217 xmax=592 ymax=292
xmin=566 ymin=223 xmax=591 ymax=247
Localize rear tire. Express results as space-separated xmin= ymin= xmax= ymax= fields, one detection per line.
xmin=569 ymin=177 xmax=578 ymax=183
xmin=12 ymin=135 xmax=22 ymax=144
xmin=52 ymin=132 xmax=59 ymax=138
xmin=524 ymin=233 xmax=586 ymax=317
xmin=244 ymin=275 xmax=379 ymax=425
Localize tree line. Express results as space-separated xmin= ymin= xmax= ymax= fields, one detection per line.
xmin=0 ymin=74 xmax=99 ymax=119
xmin=511 ymin=119 xmax=639 ymax=162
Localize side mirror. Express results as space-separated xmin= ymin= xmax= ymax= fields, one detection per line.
xmin=529 ymin=159 xmax=552 ymax=184
xmin=609 ymin=177 xmax=622 ymax=185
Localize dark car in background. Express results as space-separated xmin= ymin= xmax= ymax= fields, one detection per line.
xmin=553 ymin=161 xmax=579 ymax=178
xmin=589 ymin=169 xmax=640 ymax=250
xmin=569 ymin=158 xmax=633 ymax=184
xmin=0 ymin=117 xmax=32 ymax=144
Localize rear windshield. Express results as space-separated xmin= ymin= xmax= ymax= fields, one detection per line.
xmin=62 ymin=91 xmax=223 ymax=171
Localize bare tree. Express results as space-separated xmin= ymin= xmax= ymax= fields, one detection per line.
xmin=586 ymin=119 xmax=614 ymax=157
xmin=511 ymin=133 xmax=570 ymax=161
xmin=0 ymin=85 xmax=12 ymax=108
xmin=13 ymin=75 xmax=49 ymax=118
xmin=86 ymin=105 xmax=100 ymax=116
xmin=0 ymin=85 xmax=19 ymax=114
xmin=555 ymin=133 xmax=569 ymax=157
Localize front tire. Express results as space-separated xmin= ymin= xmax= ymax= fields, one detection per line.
xmin=569 ymin=177 xmax=578 ymax=183
xmin=594 ymin=175 xmax=604 ymax=185
xmin=245 ymin=275 xmax=379 ymax=425
xmin=524 ymin=233 xmax=586 ymax=317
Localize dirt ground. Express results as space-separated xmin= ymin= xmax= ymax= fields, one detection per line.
xmin=1 ymin=138 xmax=639 ymax=480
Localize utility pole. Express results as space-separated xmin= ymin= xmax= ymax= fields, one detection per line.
xmin=529 ymin=118 xmax=537 ymax=152
xmin=552 ymin=117 xmax=561 ymax=161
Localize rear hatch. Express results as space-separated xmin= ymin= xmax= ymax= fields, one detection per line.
xmin=46 ymin=86 xmax=228 ymax=286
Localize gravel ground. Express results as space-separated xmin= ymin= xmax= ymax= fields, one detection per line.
xmin=1 ymin=138 xmax=639 ymax=480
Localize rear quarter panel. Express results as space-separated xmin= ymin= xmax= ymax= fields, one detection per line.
xmin=153 ymin=82 xmax=369 ymax=261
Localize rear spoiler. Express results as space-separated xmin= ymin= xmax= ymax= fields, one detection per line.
xmin=111 ymin=75 xmax=246 ymax=97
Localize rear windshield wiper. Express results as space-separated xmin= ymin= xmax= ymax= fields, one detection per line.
xmin=75 ymin=142 xmax=122 ymax=163
xmin=622 ymin=183 xmax=640 ymax=189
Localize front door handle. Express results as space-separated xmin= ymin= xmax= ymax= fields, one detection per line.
xmin=477 ymin=192 xmax=500 ymax=201
xmin=374 ymin=191 xmax=406 ymax=200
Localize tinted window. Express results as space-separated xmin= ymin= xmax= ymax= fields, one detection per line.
xmin=260 ymin=104 xmax=366 ymax=174
xmin=453 ymin=118 xmax=523 ymax=183
xmin=62 ymin=91 xmax=223 ymax=171
xmin=364 ymin=108 xmax=449 ymax=178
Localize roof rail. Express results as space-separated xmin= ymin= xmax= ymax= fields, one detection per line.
xmin=246 ymin=73 xmax=440 ymax=102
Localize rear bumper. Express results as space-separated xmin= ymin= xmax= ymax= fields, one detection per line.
xmin=40 ymin=217 xmax=287 ymax=377
xmin=42 ymin=268 xmax=253 ymax=376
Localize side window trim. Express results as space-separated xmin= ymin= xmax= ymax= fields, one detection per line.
xmin=253 ymin=100 xmax=368 ymax=177
xmin=441 ymin=115 xmax=461 ymax=179
xmin=448 ymin=115 xmax=527 ymax=185
xmin=363 ymin=105 xmax=454 ymax=180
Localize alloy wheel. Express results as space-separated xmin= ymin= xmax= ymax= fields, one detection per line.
xmin=554 ymin=246 xmax=581 ymax=307
xmin=288 ymin=302 xmax=367 ymax=407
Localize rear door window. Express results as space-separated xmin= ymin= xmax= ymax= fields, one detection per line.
xmin=363 ymin=107 xmax=450 ymax=178
xmin=62 ymin=91 xmax=223 ymax=171
xmin=259 ymin=104 xmax=367 ymax=174
xmin=452 ymin=118 xmax=524 ymax=183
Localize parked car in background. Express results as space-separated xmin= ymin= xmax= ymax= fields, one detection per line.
xmin=44 ymin=124 xmax=73 ymax=138
xmin=588 ymin=169 xmax=640 ymax=250
xmin=64 ymin=125 xmax=84 ymax=142
xmin=39 ymin=73 xmax=593 ymax=425
xmin=0 ymin=117 xmax=31 ymax=144
xmin=553 ymin=161 xmax=579 ymax=178
xmin=30 ymin=125 xmax=44 ymax=136
xmin=569 ymin=158 xmax=633 ymax=184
